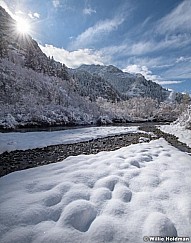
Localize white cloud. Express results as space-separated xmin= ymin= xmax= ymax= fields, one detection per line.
xmin=52 ymin=0 xmax=60 ymax=8
xmin=28 ymin=12 xmax=40 ymax=19
xmin=101 ymin=44 xmax=127 ymax=56
xmin=176 ymin=56 xmax=191 ymax=63
xmin=141 ymin=16 xmax=152 ymax=28
xmin=157 ymin=0 xmax=191 ymax=34
xmin=39 ymin=44 xmax=105 ymax=68
xmin=34 ymin=12 xmax=40 ymax=18
xmin=100 ymin=34 xmax=191 ymax=61
xmin=163 ymin=63 xmax=191 ymax=79
xmin=152 ymin=64 xmax=174 ymax=69
xmin=130 ymin=41 xmax=153 ymax=55
xmin=83 ymin=7 xmax=96 ymax=15
xmin=156 ymin=80 xmax=183 ymax=85
xmin=15 ymin=10 xmax=24 ymax=15
xmin=70 ymin=16 xmax=125 ymax=49
xmin=123 ymin=64 xmax=157 ymax=80
xmin=123 ymin=64 xmax=183 ymax=85
xmin=129 ymin=34 xmax=191 ymax=56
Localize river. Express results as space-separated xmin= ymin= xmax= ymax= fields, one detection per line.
xmin=0 ymin=121 xmax=170 ymax=133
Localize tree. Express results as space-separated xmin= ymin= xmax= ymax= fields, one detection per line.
xmin=0 ymin=36 xmax=8 ymax=58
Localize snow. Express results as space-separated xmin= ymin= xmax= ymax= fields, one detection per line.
xmin=159 ymin=124 xmax=191 ymax=148
xmin=0 ymin=138 xmax=191 ymax=243
xmin=0 ymin=126 xmax=141 ymax=154
xmin=143 ymin=212 xmax=177 ymax=237
xmin=159 ymin=107 xmax=191 ymax=149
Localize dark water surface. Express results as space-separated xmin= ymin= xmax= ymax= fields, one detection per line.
xmin=0 ymin=122 xmax=170 ymax=133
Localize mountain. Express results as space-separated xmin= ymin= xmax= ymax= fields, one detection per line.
xmin=0 ymin=6 xmax=188 ymax=129
xmin=77 ymin=64 xmax=171 ymax=102
xmin=0 ymin=6 xmax=69 ymax=80
xmin=1 ymin=6 xmax=124 ymax=103
xmin=0 ymin=6 xmax=105 ymax=128
xmin=0 ymin=6 xmax=182 ymax=104
xmin=70 ymin=69 xmax=124 ymax=102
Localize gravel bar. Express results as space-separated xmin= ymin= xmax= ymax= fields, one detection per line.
xmin=0 ymin=132 xmax=153 ymax=177
xmin=0 ymin=126 xmax=190 ymax=177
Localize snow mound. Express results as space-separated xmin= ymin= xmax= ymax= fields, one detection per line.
xmin=58 ymin=200 xmax=97 ymax=232
xmin=143 ymin=212 xmax=177 ymax=237
xmin=0 ymin=138 xmax=191 ymax=242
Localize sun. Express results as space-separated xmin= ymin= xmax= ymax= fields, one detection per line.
xmin=16 ymin=18 xmax=31 ymax=35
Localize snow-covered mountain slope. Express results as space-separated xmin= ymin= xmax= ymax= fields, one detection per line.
xmin=77 ymin=64 xmax=182 ymax=102
xmin=0 ymin=6 xmax=122 ymax=104
xmin=0 ymin=6 xmax=185 ymax=105
xmin=0 ymin=6 xmax=188 ymax=128
xmin=70 ymin=69 xmax=124 ymax=102
xmin=0 ymin=58 xmax=104 ymax=128
xmin=0 ymin=6 xmax=104 ymax=127
xmin=0 ymin=6 xmax=70 ymax=82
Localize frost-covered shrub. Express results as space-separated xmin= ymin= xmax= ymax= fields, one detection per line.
xmin=96 ymin=116 xmax=113 ymax=125
xmin=96 ymin=97 xmax=159 ymax=121
xmin=153 ymin=101 xmax=186 ymax=122
xmin=173 ymin=106 xmax=191 ymax=129
xmin=0 ymin=113 xmax=18 ymax=129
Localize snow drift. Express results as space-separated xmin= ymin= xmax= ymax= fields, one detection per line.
xmin=0 ymin=138 xmax=191 ymax=243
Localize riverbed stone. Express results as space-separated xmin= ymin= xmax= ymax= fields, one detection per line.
xmin=0 ymin=125 xmax=190 ymax=177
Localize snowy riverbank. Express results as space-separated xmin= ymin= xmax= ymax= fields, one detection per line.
xmin=0 ymin=126 xmax=142 ymax=154
xmin=0 ymin=131 xmax=154 ymax=177
xmin=159 ymin=124 xmax=191 ymax=148
xmin=0 ymin=138 xmax=191 ymax=243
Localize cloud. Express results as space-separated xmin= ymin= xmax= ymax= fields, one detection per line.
xmin=28 ymin=12 xmax=40 ymax=19
xmin=176 ymin=56 xmax=191 ymax=63
xmin=101 ymin=44 xmax=127 ymax=57
xmin=101 ymin=33 xmax=191 ymax=62
xmin=157 ymin=0 xmax=191 ymax=34
xmin=39 ymin=44 xmax=105 ymax=68
xmin=141 ymin=16 xmax=152 ymax=28
xmin=52 ymin=0 xmax=60 ymax=8
xmin=123 ymin=64 xmax=158 ymax=80
xmin=15 ymin=10 xmax=24 ymax=15
xmin=123 ymin=64 xmax=183 ymax=85
xmin=129 ymin=34 xmax=191 ymax=56
xmin=83 ymin=7 xmax=96 ymax=15
xmin=70 ymin=16 xmax=125 ymax=49
xmin=130 ymin=41 xmax=153 ymax=55
xmin=34 ymin=12 xmax=40 ymax=18
xmin=163 ymin=62 xmax=191 ymax=79
xmin=156 ymin=80 xmax=183 ymax=85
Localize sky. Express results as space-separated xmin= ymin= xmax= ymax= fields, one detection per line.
xmin=0 ymin=0 xmax=191 ymax=94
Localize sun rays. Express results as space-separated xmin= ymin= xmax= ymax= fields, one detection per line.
xmin=16 ymin=17 xmax=31 ymax=35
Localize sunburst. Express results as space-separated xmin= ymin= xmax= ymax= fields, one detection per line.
xmin=16 ymin=17 xmax=31 ymax=35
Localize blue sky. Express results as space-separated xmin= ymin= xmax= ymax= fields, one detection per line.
xmin=1 ymin=0 xmax=191 ymax=94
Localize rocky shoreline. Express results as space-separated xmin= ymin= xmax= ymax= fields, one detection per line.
xmin=0 ymin=125 xmax=190 ymax=177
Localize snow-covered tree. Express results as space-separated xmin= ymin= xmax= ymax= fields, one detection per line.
xmin=173 ymin=105 xmax=191 ymax=129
